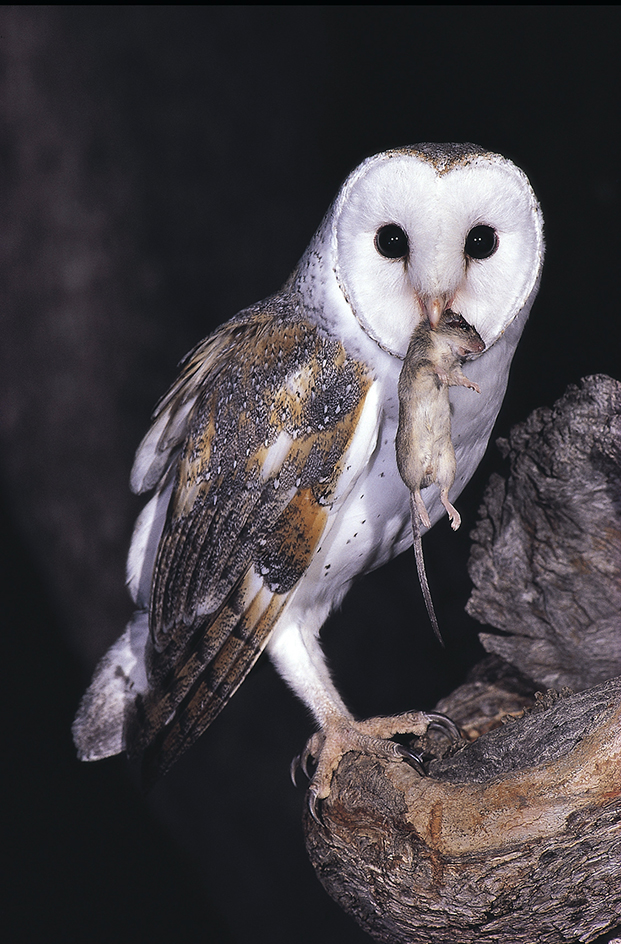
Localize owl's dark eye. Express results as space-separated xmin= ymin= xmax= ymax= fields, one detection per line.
xmin=375 ymin=224 xmax=409 ymax=260
xmin=465 ymin=225 xmax=498 ymax=260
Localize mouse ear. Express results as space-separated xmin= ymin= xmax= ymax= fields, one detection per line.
xmin=441 ymin=308 xmax=464 ymax=328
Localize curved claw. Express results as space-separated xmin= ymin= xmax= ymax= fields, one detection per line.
xmin=290 ymin=754 xmax=301 ymax=786
xmin=290 ymin=751 xmax=312 ymax=786
xmin=396 ymin=744 xmax=427 ymax=775
xmin=425 ymin=712 xmax=461 ymax=742
xmin=307 ymin=788 xmax=324 ymax=826
xmin=299 ymin=745 xmax=314 ymax=780
xmin=291 ymin=736 xmax=321 ymax=787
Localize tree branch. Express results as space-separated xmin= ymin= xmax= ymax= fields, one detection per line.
xmin=468 ymin=374 xmax=621 ymax=691
xmin=304 ymin=375 xmax=621 ymax=943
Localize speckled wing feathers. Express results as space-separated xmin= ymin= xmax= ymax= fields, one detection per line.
xmin=127 ymin=297 xmax=373 ymax=781
xmin=130 ymin=319 xmax=258 ymax=495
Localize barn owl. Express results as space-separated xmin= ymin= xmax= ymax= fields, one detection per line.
xmin=73 ymin=143 xmax=544 ymax=812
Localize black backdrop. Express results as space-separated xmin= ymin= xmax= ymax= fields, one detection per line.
xmin=1 ymin=7 xmax=619 ymax=943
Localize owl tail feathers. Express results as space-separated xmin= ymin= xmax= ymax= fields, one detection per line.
xmin=72 ymin=610 xmax=149 ymax=762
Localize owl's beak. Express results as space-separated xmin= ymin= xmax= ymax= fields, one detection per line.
xmin=423 ymin=297 xmax=445 ymax=329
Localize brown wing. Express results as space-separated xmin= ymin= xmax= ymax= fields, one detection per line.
xmin=126 ymin=295 xmax=373 ymax=783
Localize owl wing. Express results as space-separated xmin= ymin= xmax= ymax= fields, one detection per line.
xmin=126 ymin=295 xmax=375 ymax=783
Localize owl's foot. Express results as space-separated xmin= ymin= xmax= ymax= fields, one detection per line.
xmin=291 ymin=711 xmax=460 ymax=824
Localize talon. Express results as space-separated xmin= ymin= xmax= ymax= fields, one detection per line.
xmin=290 ymin=754 xmax=301 ymax=786
xmin=425 ymin=712 xmax=461 ymax=741
xmin=299 ymin=745 xmax=314 ymax=780
xmin=308 ymin=789 xmax=324 ymax=826
xmin=396 ymin=744 xmax=427 ymax=775
xmin=291 ymin=734 xmax=322 ymax=786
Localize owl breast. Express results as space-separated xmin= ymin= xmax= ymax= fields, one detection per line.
xmin=298 ymin=297 xmax=533 ymax=610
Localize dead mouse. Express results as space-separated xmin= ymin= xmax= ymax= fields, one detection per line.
xmin=395 ymin=309 xmax=485 ymax=643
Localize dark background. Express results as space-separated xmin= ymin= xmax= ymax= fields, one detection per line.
xmin=1 ymin=7 xmax=619 ymax=943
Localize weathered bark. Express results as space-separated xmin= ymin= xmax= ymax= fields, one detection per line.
xmin=304 ymin=375 xmax=621 ymax=943
xmin=468 ymin=374 xmax=621 ymax=691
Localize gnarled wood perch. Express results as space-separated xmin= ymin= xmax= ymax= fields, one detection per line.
xmin=304 ymin=375 xmax=621 ymax=943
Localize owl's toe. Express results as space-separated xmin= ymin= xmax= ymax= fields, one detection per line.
xmin=294 ymin=710 xmax=461 ymax=821
xmin=290 ymin=730 xmax=324 ymax=785
xmin=424 ymin=711 xmax=461 ymax=742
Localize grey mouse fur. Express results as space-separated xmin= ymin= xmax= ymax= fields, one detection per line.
xmin=396 ymin=309 xmax=485 ymax=643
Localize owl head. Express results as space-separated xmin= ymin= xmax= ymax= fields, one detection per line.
xmin=299 ymin=144 xmax=544 ymax=359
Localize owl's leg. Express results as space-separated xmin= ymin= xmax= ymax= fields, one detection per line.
xmin=267 ymin=614 xmax=459 ymax=818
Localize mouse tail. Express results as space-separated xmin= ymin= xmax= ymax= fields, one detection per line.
xmin=410 ymin=493 xmax=444 ymax=647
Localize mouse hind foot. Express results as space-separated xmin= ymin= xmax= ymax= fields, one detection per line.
xmin=440 ymin=489 xmax=461 ymax=530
